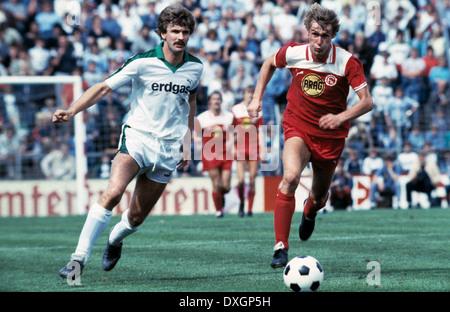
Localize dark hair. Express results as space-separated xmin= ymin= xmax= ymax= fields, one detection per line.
xmin=156 ymin=5 xmax=196 ymax=38
xmin=304 ymin=3 xmax=340 ymax=36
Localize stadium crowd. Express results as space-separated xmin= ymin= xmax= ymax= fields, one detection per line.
xmin=0 ymin=0 xmax=449 ymax=208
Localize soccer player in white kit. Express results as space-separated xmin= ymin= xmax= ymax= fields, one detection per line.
xmin=54 ymin=5 xmax=203 ymax=278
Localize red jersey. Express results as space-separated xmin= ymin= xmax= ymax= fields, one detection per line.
xmin=196 ymin=109 xmax=234 ymax=170
xmin=275 ymin=42 xmax=367 ymax=138
xmin=231 ymin=103 xmax=263 ymax=160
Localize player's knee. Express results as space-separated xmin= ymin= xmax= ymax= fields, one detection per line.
xmin=222 ymin=186 xmax=231 ymax=194
xmin=101 ymin=187 xmax=124 ymax=208
xmin=283 ymin=172 xmax=300 ymax=190
xmin=128 ymin=212 xmax=144 ymax=227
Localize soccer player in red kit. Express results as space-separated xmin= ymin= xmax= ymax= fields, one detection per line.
xmin=232 ymin=86 xmax=264 ymax=217
xmin=195 ymin=91 xmax=234 ymax=218
xmin=247 ymin=4 xmax=373 ymax=268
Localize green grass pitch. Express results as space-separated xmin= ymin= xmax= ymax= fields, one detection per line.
xmin=0 ymin=209 xmax=448 ymax=293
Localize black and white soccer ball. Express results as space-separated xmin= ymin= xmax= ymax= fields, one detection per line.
xmin=283 ymin=256 xmax=324 ymax=292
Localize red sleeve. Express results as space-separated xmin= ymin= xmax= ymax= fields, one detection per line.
xmin=345 ymin=55 xmax=367 ymax=91
xmin=275 ymin=41 xmax=297 ymax=68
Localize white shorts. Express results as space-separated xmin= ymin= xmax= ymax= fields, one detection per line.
xmin=118 ymin=125 xmax=181 ymax=183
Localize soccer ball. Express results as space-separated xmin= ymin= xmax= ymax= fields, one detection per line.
xmin=283 ymin=256 xmax=324 ymax=292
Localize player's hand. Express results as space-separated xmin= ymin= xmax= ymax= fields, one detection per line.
xmin=177 ymin=158 xmax=190 ymax=171
xmin=247 ymin=99 xmax=262 ymax=117
xmin=318 ymin=113 xmax=342 ymax=130
xmin=52 ymin=109 xmax=74 ymax=123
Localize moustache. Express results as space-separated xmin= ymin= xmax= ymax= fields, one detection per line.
xmin=175 ymin=41 xmax=185 ymax=46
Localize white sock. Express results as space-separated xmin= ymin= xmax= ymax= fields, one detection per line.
xmin=108 ymin=209 xmax=139 ymax=247
xmin=73 ymin=203 xmax=112 ymax=264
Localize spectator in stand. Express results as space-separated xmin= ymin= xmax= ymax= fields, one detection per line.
xmin=96 ymin=0 xmax=121 ymax=19
xmin=371 ymin=76 xmax=394 ymax=119
xmin=338 ymin=5 xmax=358 ymax=37
xmin=433 ymin=109 xmax=448 ymax=139
xmin=397 ymin=141 xmax=419 ymax=174
xmin=428 ymin=55 xmax=449 ymax=106
xmin=40 ymin=142 xmax=75 ymax=180
xmin=244 ymin=25 xmax=261 ymax=63
xmin=202 ymin=1 xmax=222 ymax=24
xmin=369 ymin=153 xmax=402 ymax=209
xmin=253 ymin=0 xmax=271 ymax=39
xmin=272 ymin=2 xmax=299 ymax=44
xmin=50 ymin=35 xmax=77 ymax=75
xmin=117 ymin=2 xmax=143 ymax=44
xmin=260 ymin=30 xmax=282 ymax=63
xmin=407 ymin=124 xmax=425 ymax=150
xmin=221 ymin=0 xmax=247 ymax=20
xmin=367 ymin=24 xmax=386 ymax=55
xmin=83 ymin=61 xmax=104 ymax=87
xmin=140 ymin=0 xmax=159 ymax=30
xmin=425 ymin=124 xmax=447 ymax=152
xmin=82 ymin=41 xmax=108 ymax=74
xmin=101 ymin=6 xmax=122 ymax=40
xmin=422 ymin=46 xmax=439 ymax=78
xmin=110 ymin=38 xmax=132 ymax=64
xmin=387 ymin=30 xmax=411 ymax=70
xmin=1 ymin=0 xmax=28 ymax=34
xmin=219 ymin=6 xmax=243 ymax=44
xmin=350 ymin=31 xmax=374 ymax=80
xmin=130 ymin=24 xmax=159 ymax=55
xmin=202 ymin=28 xmax=222 ymax=57
xmin=227 ymin=41 xmax=258 ymax=80
xmin=406 ymin=151 xmax=441 ymax=208
xmin=380 ymin=125 xmax=403 ymax=153
xmin=87 ymin=15 xmax=110 ymax=44
xmin=343 ymin=148 xmax=362 ymax=175
xmin=384 ymin=87 xmax=419 ymax=140
xmin=261 ymin=67 xmax=290 ymax=126
xmin=329 ymin=161 xmax=353 ymax=210
xmin=0 ymin=125 xmax=20 ymax=178
xmin=401 ymin=47 xmax=426 ymax=102
xmin=229 ymin=64 xmax=254 ymax=103
xmin=369 ymin=42 xmax=398 ymax=85
xmin=28 ymin=37 xmax=52 ymax=75
xmin=34 ymin=0 xmax=62 ymax=40
xmin=8 ymin=47 xmax=33 ymax=76
xmin=335 ymin=29 xmax=353 ymax=51
xmin=362 ymin=147 xmax=383 ymax=175
xmin=347 ymin=121 xmax=373 ymax=158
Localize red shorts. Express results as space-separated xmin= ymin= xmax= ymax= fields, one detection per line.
xmin=235 ymin=145 xmax=260 ymax=161
xmin=282 ymin=120 xmax=345 ymax=171
xmin=202 ymin=158 xmax=233 ymax=172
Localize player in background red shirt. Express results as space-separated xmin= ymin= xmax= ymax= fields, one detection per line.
xmin=232 ymin=86 xmax=264 ymax=217
xmin=194 ymin=91 xmax=234 ymax=218
xmin=247 ymin=4 xmax=373 ymax=268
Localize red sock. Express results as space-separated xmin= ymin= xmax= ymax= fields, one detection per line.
xmin=274 ymin=189 xmax=295 ymax=250
xmin=248 ymin=190 xmax=255 ymax=212
xmin=212 ymin=191 xmax=223 ymax=212
xmin=238 ymin=184 xmax=245 ymax=204
xmin=303 ymin=193 xmax=329 ymax=219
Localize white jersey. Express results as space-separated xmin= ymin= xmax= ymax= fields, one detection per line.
xmin=105 ymin=42 xmax=203 ymax=141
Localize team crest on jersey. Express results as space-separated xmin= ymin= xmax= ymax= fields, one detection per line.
xmin=301 ymin=73 xmax=325 ymax=97
xmin=212 ymin=125 xmax=223 ymax=137
xmin=325 ymin=74 xmax=337 ymax=87
xmin=242 ymin=117 xmax=252 ymax=129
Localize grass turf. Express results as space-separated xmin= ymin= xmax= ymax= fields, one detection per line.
xmin=0 ymin=208 xmax=448 ymax=293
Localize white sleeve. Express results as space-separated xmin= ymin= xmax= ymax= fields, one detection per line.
xmin=105 ymin=58 xmax=139 ymax=90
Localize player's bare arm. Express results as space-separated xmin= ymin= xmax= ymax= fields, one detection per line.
xmin=178 ymin=93 xmax=197 ymax=171
xmin=247 ymin=54 xmax=277 ymax=117
xmin=52 ymin=82 xmax=113 ymax=123
xmin=318 ymin=86 xmax=373 ymax=130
